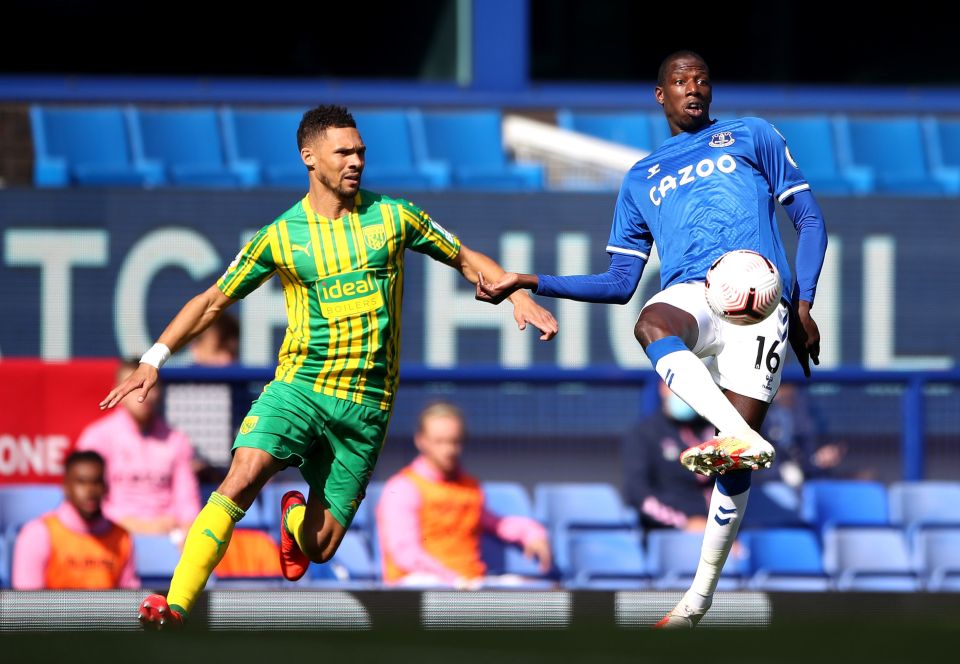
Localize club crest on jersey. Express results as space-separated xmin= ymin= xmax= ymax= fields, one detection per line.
xmin=239 ymin=416 xmax=259 ymax=435
xmin=709 ymin=131 xmax=735 ymax=148
xmin=363 ymin=224 xmax=386 ymax=251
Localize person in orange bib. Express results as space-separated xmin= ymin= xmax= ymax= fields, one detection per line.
xmin=377 ymin=402 xmax=551 ymax=587
xmin=12 ymin=450 xmax=138 ymax=590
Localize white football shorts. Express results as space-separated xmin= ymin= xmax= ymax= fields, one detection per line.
xmin=642 ymin=281 xmax=790 ymax=403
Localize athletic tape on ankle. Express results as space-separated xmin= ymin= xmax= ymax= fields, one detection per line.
xmin=209 ymin=492 xmax=246 ymax=522
xmin=645 ymin=336 xmax=688 ymax=368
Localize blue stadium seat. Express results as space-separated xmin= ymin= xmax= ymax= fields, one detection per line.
xmin=823 ymin=526 xmax=920 ymax=591
xmin=801 ymin=480 xmax=889 ymax=531
xmin=926 ymin=117 xmax=960 ymax=174
xmin=645 ymin=530 xmax=745 ymax=590
xmin=222 ymin=107 xmax=306 ymax=188
xmin=323 ymin=530 xmax=377 ymax=582
xmin=0 ymin=528 xmax=10 ymax=589
xmin=30 ymin=105 xmax=164 ymax=187
xmin=420 ymin=110 xmax=543 ymax=190
xmin=533 ymin=482 xmax=635 ymax=574
xmin=568 ymin=530 xmax=647 ymax=589
xmin=843 ymin=117 xmax=960 ymax=194
xmin=135 ymin=108 xmax=259 ymax=187
xmin=740 ymin=480 xmax=805 ymax=529
xmin=743 ymin=528 xmax=831 ymax=591
xmin=134 ymin=534 xmax=181 ymax=588
xmin=556 ymin=110 xmax=659 ymax=151
xmin=889 ymin=481 xmax=960 ymax=529
xmin=483 ymin=481 xmax=534 ymax=518
xmin=768 ymin=115 xmax=873 ymax=195
xmin=913 ymin=527 xmax=960 ymax=591
xmin=0 ymin=485 xmax=63 ymax=530
xmin=351 ymin=109 xmax=450 ymax=190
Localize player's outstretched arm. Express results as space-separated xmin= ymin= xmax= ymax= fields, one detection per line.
xmin=453 ymin=244 xmax=557 ymax=341
xmin=99 ymin=285 xmax=237 ymax=409
xmin=477 ymin=252 xmax=645 ymax=306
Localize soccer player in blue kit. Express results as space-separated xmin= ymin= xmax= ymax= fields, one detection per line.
xmin=478 ymin=51 xmax=827 ymax=628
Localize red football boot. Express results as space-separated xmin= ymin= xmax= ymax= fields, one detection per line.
xmin=138 ymin=594 xmax=184 ymax=630
xmin=280 ymin=490 xmax=310 ymax=581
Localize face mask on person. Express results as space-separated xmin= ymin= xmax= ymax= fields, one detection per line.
xmin=664 ymin=392 xmax=699 ymax=422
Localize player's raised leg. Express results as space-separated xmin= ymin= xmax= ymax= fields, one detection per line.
xmin=280 ymin=490 xmax=348 ymax=579
xmin=636 ymin=300 xmax=775 ymax=474
xmin=138 ymin=447 xmax=284 ymax=629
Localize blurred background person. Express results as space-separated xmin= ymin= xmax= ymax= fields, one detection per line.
xmin=77 ymin=359 xmax=201 ymax=541
xmin=621 ymin=382 xmax=716 ymax=532
xmin=189 ymin=312 xmax=240 ymax=366
xmin=12 ymin=450 xmax=139 ymax=590
xmin=377 ymin=402 xmax=551 ymax=587
xmin=761 ymin=383 xmax=854 ymax=487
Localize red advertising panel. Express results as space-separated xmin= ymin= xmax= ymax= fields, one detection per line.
xmin=0 ymin=359 xmax=119 ymax=484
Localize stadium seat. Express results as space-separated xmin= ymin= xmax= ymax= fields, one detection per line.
xmin=768 ymin=115 xmax=873 ymax=195
xmin=843 ymin=116 xmax=960 ymax=194
xmin=420 ymin=110 xmax=544 ymax=190
xmin=222 ymin=107 xmax=306 ymax=188
xmin=134 ymin=534 xmax=182 ymax=588
xmin=913 ymin=527 xmax=960 ymax=591
xmin=351 ymin=109 xmax=450 ymax=190
xmin=888 ymin=481 xmax=960 ymax=529
xmin=134 ymin=107 xmax=259 ymax=187
xmin=743 ymin=528 xmax=831 ymax=591
xmin=556 ymin=110 xmax=659 ymax=151
xmin=533 ymin=482 xmax=636 ymax=574
xmin=568 ymin=529 xmax=647 ymax=589
xmin=29 ymin=105 xmax=164 ymax=187
xmin=822 ymin=526 xmax=920 ymax=591
xmin=645 ymin=530 xmax=745 ymax=590
xmin=801 ymin=480 xmax=889 ymax=532
xmin=0 ymin=485 xmax=63 ymax=531
xmin=739 ymin=480 xmax=805 ymax=529
xmin=926 ymin=117 xmax=960 ymax=173
xmin=323 ymin=530 xmax=377 ymax=582
xmin=482 ymin=481 xmax=535 ymax=518
xmin=0 ymin=528 xmax=10 ymax=589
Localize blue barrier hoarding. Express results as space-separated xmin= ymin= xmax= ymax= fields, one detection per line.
xmin=0 ymin=190 xmax=956 ymax=370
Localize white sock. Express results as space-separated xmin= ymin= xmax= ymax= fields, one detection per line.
xmin=654 ymin=349 xmax=751 ymax=435
xmin=687 ymin=484 xmax=751 ymax=606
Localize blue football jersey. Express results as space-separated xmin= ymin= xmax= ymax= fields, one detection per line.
xmin=607 ymin=117 xmax=809 ymax=298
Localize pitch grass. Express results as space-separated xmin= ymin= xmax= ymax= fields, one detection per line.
xmin=6 ymin=617 xmax=958 ymax=664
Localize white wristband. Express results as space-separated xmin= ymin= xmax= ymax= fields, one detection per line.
xmin=140 ymin=343 xmax=171 ymax=369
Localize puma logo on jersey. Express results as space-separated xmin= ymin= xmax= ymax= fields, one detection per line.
xmin=647 ymin=164 xmax=661 ymax=179
xmin=291 ymin=243 xmax=312 ymax=257
xmin=648 ymin=154 xmax=738 ymax=206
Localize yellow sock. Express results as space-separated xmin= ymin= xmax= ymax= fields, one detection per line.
xmin=284 ymin=503 xmax=307 ymax=552
xmin=166 ymin=492 xmax=244 ymax=616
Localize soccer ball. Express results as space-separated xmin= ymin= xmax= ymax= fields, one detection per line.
xmin=704 ymin=250 xmax=782 ymax=325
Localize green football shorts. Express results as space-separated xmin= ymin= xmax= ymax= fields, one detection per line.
xmin=233 ymin=380 xmax=391 ymax=528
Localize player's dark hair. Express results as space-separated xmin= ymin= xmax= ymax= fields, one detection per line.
xmin=657 ymin=50 xmax=709 ymax=85
xmin=297 ymin=104 xmax=357 ymax=149
xmin=64 ymin=450 xmax=105 ymax=473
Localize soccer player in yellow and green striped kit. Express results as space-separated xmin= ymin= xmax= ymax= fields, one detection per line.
xmin=99 ymin=105 xmax=558 ymax=628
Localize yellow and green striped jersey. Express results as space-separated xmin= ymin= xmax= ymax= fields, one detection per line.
xmin=217 ymin=190 xmax=461 ymax=410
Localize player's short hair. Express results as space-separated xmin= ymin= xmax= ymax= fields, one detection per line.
xmin=64 ymin=450 xmax=105 ymax=473
xmin=657 ymin=50 xmax=709 ymax=85
xmin=417 ymin=401 xmax=466 ymax=434
xmin=297 ymin=104 xmax=357 ymax=149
